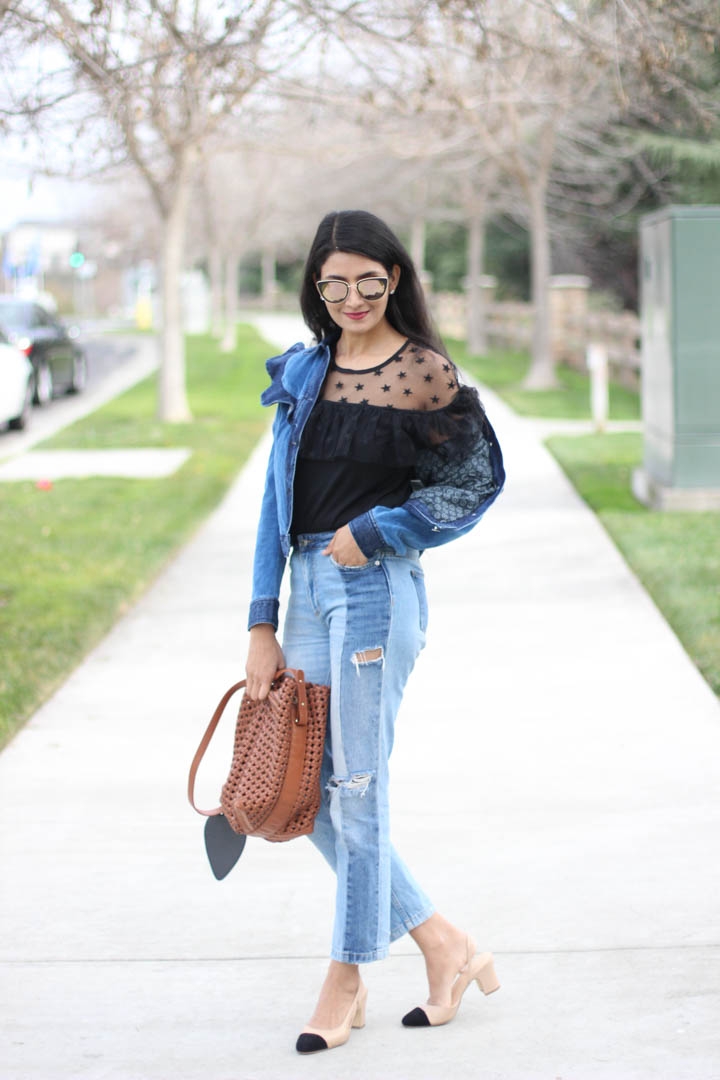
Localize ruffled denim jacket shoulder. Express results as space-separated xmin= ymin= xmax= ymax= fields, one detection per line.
xmin=248 ymin=338 xmax=505 ymax=630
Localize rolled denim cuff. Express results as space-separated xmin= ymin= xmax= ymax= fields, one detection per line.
xmin=248 ymin=597 xmax=280 ymax=631
xmin=348 ymin=512 xmax=384 ymax=559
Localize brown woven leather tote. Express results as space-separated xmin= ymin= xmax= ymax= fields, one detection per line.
xmin=188 ymin=669 xmax=329 ymax=843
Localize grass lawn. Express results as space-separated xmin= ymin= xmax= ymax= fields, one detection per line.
xmin=448 ymin=338 xmax=641 ymax=420
xmin=0 ymin=326 xmax=271 ymax=748
xmin=547 ymin=432 xmax=720 ymax=698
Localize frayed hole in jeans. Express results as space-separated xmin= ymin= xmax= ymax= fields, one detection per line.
xmin=351 ymin=646 xmax=384 ymax=675
xmin=327 ymin=772 xmax=373 ymax=797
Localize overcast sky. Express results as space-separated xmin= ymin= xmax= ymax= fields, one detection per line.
xmin=0 ymin=173 xmax=94 ymax=232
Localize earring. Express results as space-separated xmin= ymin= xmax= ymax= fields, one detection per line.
xmin=390 ymin=289 xmax=395 ymax=294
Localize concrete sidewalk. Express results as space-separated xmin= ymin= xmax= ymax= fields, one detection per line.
xmin=1 ymin=315 xmax=719 ymax=1080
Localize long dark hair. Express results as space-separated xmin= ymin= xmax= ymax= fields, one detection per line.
xmin=299 ymin=210 xmax=447 ymax=356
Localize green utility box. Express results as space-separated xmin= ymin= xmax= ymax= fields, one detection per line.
xmin=634 ymin=205 xmax=720 ymax=510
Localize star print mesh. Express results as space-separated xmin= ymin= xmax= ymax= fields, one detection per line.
xmin=290 ymin=340 xmax=490 ymax=537
xmin=322 ymin=341 xmax=459 ymax=411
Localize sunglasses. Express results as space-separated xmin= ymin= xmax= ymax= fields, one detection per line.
xmin=316 ymin=277 xmax=389 ymax=303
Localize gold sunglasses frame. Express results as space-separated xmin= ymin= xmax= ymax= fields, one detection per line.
xmin=315 ymin=277 xmax=389 ymax=304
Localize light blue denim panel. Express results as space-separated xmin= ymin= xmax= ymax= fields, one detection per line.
xmin=282 ymin=536 xmax=433 ymax=963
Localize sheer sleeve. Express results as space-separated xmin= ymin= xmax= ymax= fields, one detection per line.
xmin=321 ymin=343 xmax=461 ymax=411
xmin=303 ymin=341 xmax=489 ymax=463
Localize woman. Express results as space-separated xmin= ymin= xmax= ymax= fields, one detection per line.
xmin=245 ymin=210 xmax=505 ymax=1054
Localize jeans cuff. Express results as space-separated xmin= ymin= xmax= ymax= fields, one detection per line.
xmin=389 ymin=905 xmax=435 ymax=944
xmin=331 ymin=945 xmax=391 ymax=964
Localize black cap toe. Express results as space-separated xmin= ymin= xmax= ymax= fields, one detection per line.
xmin=296 ymin=1032 xmax=329 ymax=1054
xmin=401 ymin=1006 xmax=431 ymax=1027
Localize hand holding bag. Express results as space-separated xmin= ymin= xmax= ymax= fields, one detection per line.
xmin=188 ymin=668 xmax=329 ymax=844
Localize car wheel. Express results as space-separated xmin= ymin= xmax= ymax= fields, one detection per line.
xmin=68 ymin=353 xmax=87 ymax=394
xmin=34 ymin=363 xmax=53 ymax=405
xmin=9 ymin=377 xmax=34 ymax=430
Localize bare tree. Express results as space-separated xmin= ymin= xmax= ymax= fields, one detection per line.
xmin=4 ymin=0 xmax=317 ymax=419
xmin=421 ymin=2 xmax=617 ymax=386
xmin=191 ymin=133 xmax=316 ymax=351
xmin=400 ymin=0 xmax=719 ymax=382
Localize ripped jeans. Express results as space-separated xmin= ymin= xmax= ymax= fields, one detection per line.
xmin=282 ymin=532 xmax=435 ymax=963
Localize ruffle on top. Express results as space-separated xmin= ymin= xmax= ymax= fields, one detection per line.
xmin=299 ymin=384 xmax=488 ymax=468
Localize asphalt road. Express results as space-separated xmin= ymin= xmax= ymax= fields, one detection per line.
xmin=0 ymin=331 xmax=157 ymax=459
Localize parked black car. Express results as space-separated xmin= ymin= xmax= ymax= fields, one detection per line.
xmin=0 ymin=296 xmax=87 ymax=404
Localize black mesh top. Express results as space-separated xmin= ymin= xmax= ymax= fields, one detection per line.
xmin=291 ymin=339 xmax=487 ymax=538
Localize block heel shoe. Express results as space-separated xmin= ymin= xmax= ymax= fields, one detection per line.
xmin=402 ymin=939 xmax=499 ymax=1028
xmin=296 ymin=981 xmax=368 ymax=1054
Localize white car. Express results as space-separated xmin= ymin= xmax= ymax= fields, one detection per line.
xmin=0 ymin=327 xmax=34 ymax=430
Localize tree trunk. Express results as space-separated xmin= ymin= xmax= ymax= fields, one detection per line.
xmin=221 ymin=251 xmax=239 ymax=353
xmin=410 ymin=214 xmax=426 ymax=274
xmin=200 ymin=167 xmax=223 ymax=340
xmin=261 ymin=246 xmax=278 ymax=310
xmin=466 ymin=207 xmax=487 ymax=356
xmin=523 ymin=179 xmax=557 ymax=389
xmin=209 ymin=246 xmax=224 ymax=338
xmin=158 ymin=155 xmax=194 ymax=422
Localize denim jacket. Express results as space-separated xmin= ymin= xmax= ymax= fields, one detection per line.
xmin=248 ymin=338 xmax=505 ymax=630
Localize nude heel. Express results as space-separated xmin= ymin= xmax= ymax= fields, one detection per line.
xmin=402 ymin=939 xmax=500 ymax=1028
xmin=352 ymin=984 xmax=368 ymax=1028
xmin=475 ymin=952 xmax=500 ymax=996
xmin=296 ymin=982 xmax=368 ymax=1053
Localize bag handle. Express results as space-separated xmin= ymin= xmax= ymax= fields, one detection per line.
xmin=187 ymin=668 xmax=307 ymax=819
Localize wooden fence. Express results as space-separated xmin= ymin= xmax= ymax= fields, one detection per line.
xmin=432 ymin=284 xmax=641 ymax=389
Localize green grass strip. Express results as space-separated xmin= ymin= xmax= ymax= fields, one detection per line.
xmin=0 ymin=327 xmax=272 ymax=747
xmin=547 ymin=433 xmax=720 ymax=697
xmin=448 ymin=339 xmax=640 ymax=420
